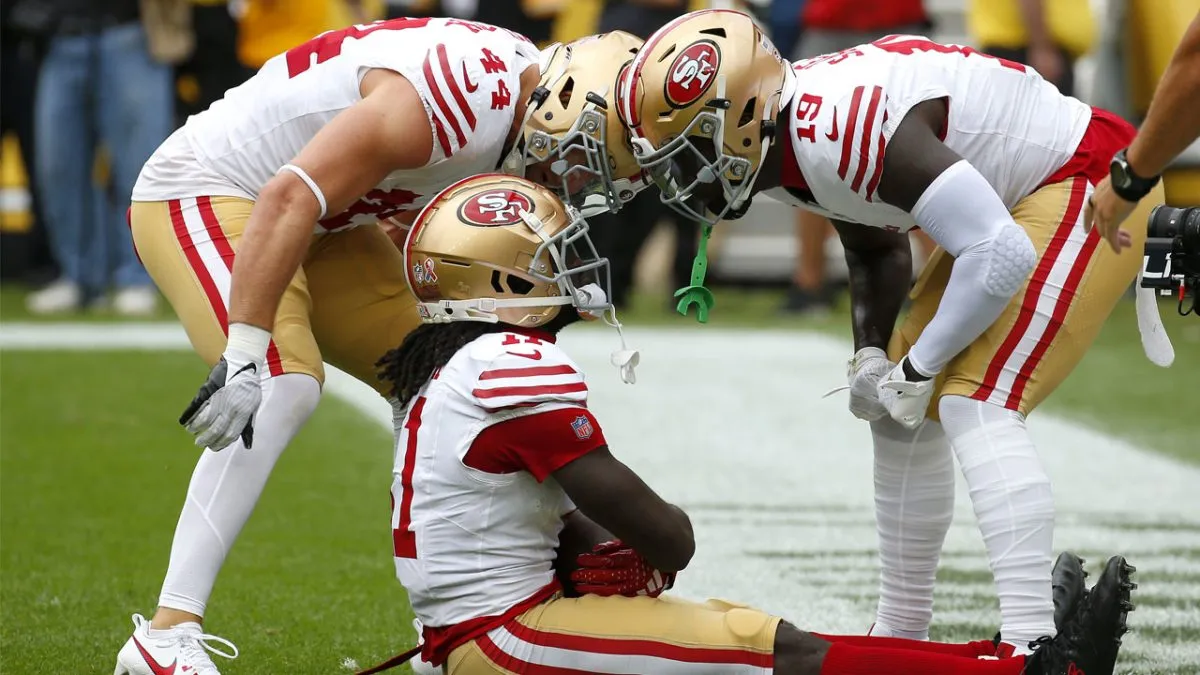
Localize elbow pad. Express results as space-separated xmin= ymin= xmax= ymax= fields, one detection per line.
xmin=981 ymin=221 xmax=1037 ymax=297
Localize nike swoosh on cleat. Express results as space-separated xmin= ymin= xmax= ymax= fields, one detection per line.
xmin=132 ymin=635 xmax=177 ymax=675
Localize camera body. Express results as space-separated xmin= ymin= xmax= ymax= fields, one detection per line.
xmin=1140 ymin=205 xmax=1200 ymax=315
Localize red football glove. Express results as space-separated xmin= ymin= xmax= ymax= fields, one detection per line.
xmin=569 ymin=540 xmax=676 ymax=598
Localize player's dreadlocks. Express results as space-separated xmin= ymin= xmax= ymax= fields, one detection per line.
xmin=377 ymin=311 xmax=580 ymax=408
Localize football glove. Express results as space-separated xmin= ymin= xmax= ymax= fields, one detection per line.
xmin=846 ymin=347 xmax=893 ymax=422
xmin=570 ymin=540 xmax=675 ymax=598
xmin=877 ymin=356 xmax=936 ymax=430
xmin=180 ymin=344 xmax=263 ymax=450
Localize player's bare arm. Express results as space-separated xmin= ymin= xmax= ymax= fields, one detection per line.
xmin=831 ymin=220 xmax=911 ymax=352
xmin=1087 ymin=11 xmax=1200 ymax=249
xmin=553 ymin=447 xmax=695 ymax=573
xmin=553 ymin=509 xmax=616 ymax=584
xmin=227 ymin=69 xmax=434 ymax=332
xmin=869 ymin=98 xmax=1037 ymax=427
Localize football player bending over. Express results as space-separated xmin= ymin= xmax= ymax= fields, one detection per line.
xmin=117 ymin=18 xmax=640 ymax=675
xmin=619 ymin=10 xmax=1157 ymax=660
xmin=366 ymin=173 xmax=1133 ymax=675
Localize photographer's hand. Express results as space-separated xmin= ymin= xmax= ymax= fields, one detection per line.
xmin=1084 ymin=177 xmax=1136 ymax=253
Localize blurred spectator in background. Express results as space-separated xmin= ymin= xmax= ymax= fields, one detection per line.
xmin=968 ymin=0 xmax=1095 ymax=97
xmin=587 ymin=0 xmax=701 ymax=309
xmin=25 ymin=0 xmax=185 ymax=315
xmin=1087 ymin=9 xmax=1200 ymax=250
xmin=1 ymin=0 xmax=55 ymax=283
xmin=781 ymin=0 xmax=930 ymax=315
xmin=175 ymin=0 xmax=252 ymax=123
xmin=236 ymin=0 xmax=360 ymax=69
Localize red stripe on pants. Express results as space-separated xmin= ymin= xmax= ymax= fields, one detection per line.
xmin=972 ymin=180 xmax=1087 ymax=404
xmin=194 ymin=196 xmax=285 ymax=377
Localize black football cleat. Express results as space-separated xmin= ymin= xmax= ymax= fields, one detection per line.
xmin=994 ymin=551 xmax=1091 ymax=651
xmin=1024 ymin=555 xmax=1136 ymax=675
xmin=1052 ymin=551 xmax=1089 ymax=632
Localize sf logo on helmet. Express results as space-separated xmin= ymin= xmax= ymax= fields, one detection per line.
xmin=665 ymin=40 xmax=720 ymax=108
xmin=459 ymin=189 xmax=536 ymax=227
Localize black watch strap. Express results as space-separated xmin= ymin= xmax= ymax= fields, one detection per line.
xmin=1111 ymin=149 xmax=1160 ymax=201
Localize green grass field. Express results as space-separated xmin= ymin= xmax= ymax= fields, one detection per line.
xmin=2 ymin=284 xmax=1198 ymax=674
xmin=0 ymin=351 xmax=416 ymax=674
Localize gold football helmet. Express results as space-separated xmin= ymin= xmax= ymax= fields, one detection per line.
xmin=404 ymin=174 xmax=612 ymax=328
xmin=510 ymin=31 xmax=648 ymax=215
xmin=617 ymin=10 xmax=796 ymax=226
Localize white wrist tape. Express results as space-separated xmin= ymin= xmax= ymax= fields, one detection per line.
xmin=278 ymin=164 xmax=328 ymax=219
xmin=226 ymin=322 xmax=272 ymax=363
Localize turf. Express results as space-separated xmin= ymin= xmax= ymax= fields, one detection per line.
xmin=0 ymin=351 xmax=415 ymax=675
xmin=4 ymin=284 xmax=1198 ymax=464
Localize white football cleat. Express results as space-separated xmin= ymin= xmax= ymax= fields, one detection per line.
xmin=114 ymin=613 xmax=238 ymax=675
xmin=877 ymin=358 xmax=936 ymax=430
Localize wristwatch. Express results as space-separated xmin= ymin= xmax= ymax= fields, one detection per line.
xmin=1109 ymin=148 xmax=1160 ymax=202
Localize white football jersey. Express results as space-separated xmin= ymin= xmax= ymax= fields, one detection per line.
xmin=764 ymin=34 xmax=1092 ymax=231
xmin=390 ymin=330 xmax=605 ymax=630
xmin=133 ymin=17 xmax=539 ymax=233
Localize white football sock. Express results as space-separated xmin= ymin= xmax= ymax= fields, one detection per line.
xmin=158 ymin=373 xmax=321 ymax=617
xmin=871 ymin=417 xmax=955 ymax=639
xmin=939 ymin=394 xmax=1055 ymax=653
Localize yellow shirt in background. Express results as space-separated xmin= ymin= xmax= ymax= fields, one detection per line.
xmin=968 ymin=0 xmax=1096 ymax=57
xmin=238 ymin=0 xmax=381 ymax=68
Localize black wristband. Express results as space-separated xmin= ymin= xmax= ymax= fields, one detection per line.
xmin=902 ymin=357 xmax=932 ymax=382
xmin=1110 ymin=149 xmax=1160 ymax=202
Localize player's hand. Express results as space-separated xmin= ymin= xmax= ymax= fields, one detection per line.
xmin=846 ymin=347 xmax=893 ymax=421
xmin=1085 ymin=176 xmax=1137 ymax=253
xmin=179 ymin=347 xmax=263 ymax=450
xmin=877 ymin=357 xmax=935 ymax=430
xmin=570 ymin=540 xmax=675 ymax=598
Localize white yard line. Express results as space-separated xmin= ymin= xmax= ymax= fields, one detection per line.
xmin=4 ymin=322 xmax=1198 ymax=667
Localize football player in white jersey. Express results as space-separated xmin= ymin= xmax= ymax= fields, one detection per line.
xmin=617 ymin=9 xmax=1158 ymax=660
xmin=114 ymin=19 xmax=654 ymax=675
xmin=361 ymin=172 xmax=1132 ymax=675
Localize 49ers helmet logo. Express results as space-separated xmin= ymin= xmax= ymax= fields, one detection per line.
xmin=664 ymin=40 xmax=720 ymax=108
xmin=458 ymin=189 xmax=535 ymax=227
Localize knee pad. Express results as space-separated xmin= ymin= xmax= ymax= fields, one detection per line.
xmin=982 ymin=222 xmax=1037 ymax=298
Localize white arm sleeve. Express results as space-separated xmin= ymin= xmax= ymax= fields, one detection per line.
xmin=905 ymin=160 xmax=1037 ymax=377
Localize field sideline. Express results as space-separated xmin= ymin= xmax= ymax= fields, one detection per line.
xmin=2 ymin=322 xmax=1198 ymax=674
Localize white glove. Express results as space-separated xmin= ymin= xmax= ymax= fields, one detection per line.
xmin=846 ymin=347 xmax=893 ymax=421
xmin=179 ymin=324 xmax=269 ymax=450
xmin=877 ymin=356 xmax=936 ymax=430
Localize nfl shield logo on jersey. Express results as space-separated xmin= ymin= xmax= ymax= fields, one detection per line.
xmin=571 ymin=415 xmax=594 ymax=440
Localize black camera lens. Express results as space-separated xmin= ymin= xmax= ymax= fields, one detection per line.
xmin=1148 ymin=205 xmax=1200 ymax=247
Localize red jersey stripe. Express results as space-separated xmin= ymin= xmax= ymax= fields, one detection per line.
xmin=851 ymin=86 xmax=883 ymax=193
xmin=479 ymin=365 xmax=579 ymax=380
xmin=473 ymin=382 xmax=587 ymax=399
xmin=437 ymin=43 xmax=476 ymax=131
xmin=423 ymin=52 xmax=466 ymax=149
xmin=838 ymin=86 xmax=864 ymax=180
xmin=864 ymin=115 xmax=887 ymax=201
xmin=431 ymin=115 xmax=453 ymax=158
